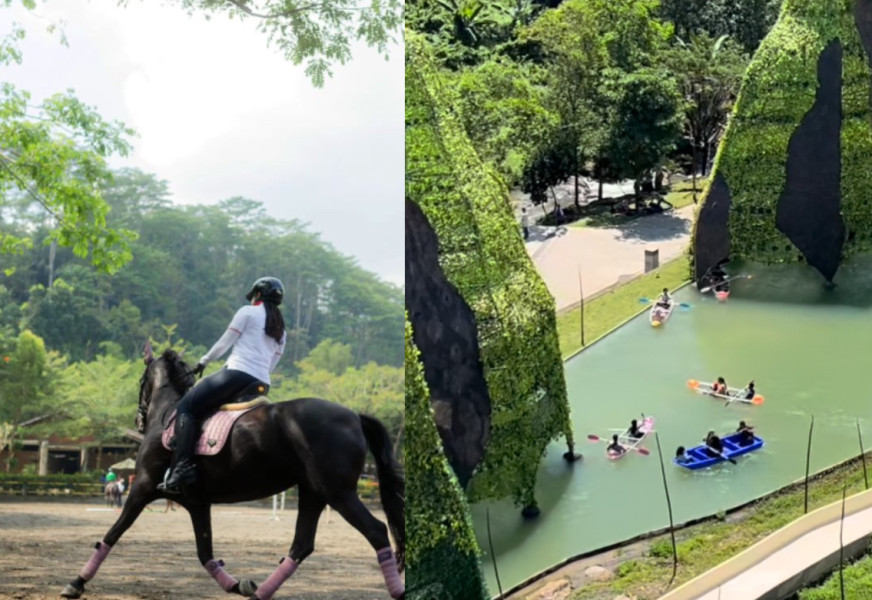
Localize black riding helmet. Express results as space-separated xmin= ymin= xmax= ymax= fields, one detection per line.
xmin=245 ymin=277 xmax=284 ymax=305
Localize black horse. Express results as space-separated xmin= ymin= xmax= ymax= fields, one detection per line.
xmin=60 ymin=346 xmax=405 ymax=600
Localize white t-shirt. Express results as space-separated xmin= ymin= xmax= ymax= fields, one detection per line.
xmin=199 ymin=303 xmax=286 ymax=384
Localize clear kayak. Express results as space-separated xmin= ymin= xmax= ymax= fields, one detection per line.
xmin=687 ymin=379 xmax=765 ymax=405
xmin=607 ymin=416 xmax=655 ymax=460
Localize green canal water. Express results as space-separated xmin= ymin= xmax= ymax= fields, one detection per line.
xmin=471 ymin=259 xmax=872 ymax=593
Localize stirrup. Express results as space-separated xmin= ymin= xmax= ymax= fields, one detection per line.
xmin=157 ymin=464 xmax=197 ymax=494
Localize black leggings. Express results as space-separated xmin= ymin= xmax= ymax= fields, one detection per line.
xmin=176 ymin=368 xmax=259 ymax=421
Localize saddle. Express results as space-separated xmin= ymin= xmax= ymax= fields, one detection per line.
xmin=161 ymin=380 xmax=271 ymax=456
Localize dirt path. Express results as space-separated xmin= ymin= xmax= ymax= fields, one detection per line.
xmin=0 ymin=499 xmax=397 ymax=600
xmin=526 ymin=205 xmax=696 ymax=312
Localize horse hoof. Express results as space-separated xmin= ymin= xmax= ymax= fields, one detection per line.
xmin=237 ymin=579 xmax=258 ymax=596
xmin=60 ymin=582 xmax=84 ymax=598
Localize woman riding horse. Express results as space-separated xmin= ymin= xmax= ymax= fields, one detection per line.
xmin=59 ymin=281 xmax=404 ymax=600
xmin=159 ymin=276 xmax=287 ymax=494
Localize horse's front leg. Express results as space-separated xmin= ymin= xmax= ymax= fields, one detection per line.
xmin=60 ymin=482 xmax=157 ymax=598
xmin=187 ymin=503 xmax=258 ymax=597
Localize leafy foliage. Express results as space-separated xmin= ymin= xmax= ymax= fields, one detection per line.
xmin=405 ymin=317 xmax=489 ymax=600
xmin=2 ymin=168 xmax=403 ymax=367
xmin=692 ymin=0 xmax=872 ymax=268
xmin=119 ymin=0 xmax=403 ymax=87
xmin=0 ymin=5 xmax=137 ymax=274
xmin=658 ymin=0 xmax=782 ymax=53
xmin=453 ymin=59 xmax=557 ymax=185
xmin=407 ymin=30 xmax=573 ymax=506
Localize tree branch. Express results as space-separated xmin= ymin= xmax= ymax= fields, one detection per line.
xmin=224 ymin=0 xmax=342 ymax=18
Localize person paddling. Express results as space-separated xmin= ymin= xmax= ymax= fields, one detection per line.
xmin=704 ymin=430 xmax=724 ymax=457
xmin=656 ymin=288 xmax=672 ymax=308
xmin=675 ymin=446 xmax=690 ymax=464
xmin=743 ymin=380 xmax=756 ymax=400
xmin=626 ymin=419 xmax=645 ymax=439
xmin=737 ymin=420 xmax=755 ymax=445
xmin=607 ymin=434 xmax=626 ymax=455
xmin=712 ymin=377 xmax=728 ymax=395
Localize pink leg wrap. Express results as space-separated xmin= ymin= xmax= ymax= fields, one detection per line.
xmin=254 ymin=557 xmax=298 ymax=600
xmin=80 ymin=541 xmax=113 ymax=580
xmin=377 ymin=547 xmax=405 ymax=599
xmin=205 ymin=559 xmax=238 ymax=592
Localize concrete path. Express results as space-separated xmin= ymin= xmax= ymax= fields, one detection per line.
xmin=525 ymin=205 xmax=696 ymax=312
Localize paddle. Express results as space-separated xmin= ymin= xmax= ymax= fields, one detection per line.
xmin=587 ymin=434 xmax=650 ymax=456
xmin=640 ymin=297 xmax=693 ymax=309
xmin=699 ymin=274 xmax=752 ymax=294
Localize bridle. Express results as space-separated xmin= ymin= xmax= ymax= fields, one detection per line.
xmin=135 ymin=344 xmax=198 ymax=434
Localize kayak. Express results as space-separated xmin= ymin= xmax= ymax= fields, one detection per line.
xmin=687 ymin=379 xmax=765 ymax=405
xmin=607 ymin=416 xmax=655 ymax=460
xmin=650 ymin=300 xmax=674 ymax=328
xmin=673 ymin=432 xmax=764 ymax=470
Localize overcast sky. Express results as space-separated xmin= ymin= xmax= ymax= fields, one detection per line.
xmin=3 ymin=0 xmax=403 ymax=286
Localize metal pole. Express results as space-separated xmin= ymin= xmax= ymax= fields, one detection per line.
xmin=859 ymin=419 xmax=868 ymax=490
xmin=486 ymin=507 xmax=504 ymax=599
xmin=654 ymin=432 xmax=678 ymax=588
xmin=804 ymin=415 xmax=814 ymax=514
xmin=839 ymin=482 xmax=847 ymax=600
xmin=578 ymin=267 xmax=585 ymax=347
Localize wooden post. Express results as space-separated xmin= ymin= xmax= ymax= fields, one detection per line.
xmin=38 ymin=441 xmax=49 ymax=476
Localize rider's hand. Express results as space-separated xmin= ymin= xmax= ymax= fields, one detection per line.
xmin=192 ymin=362 xmax=206 ymax=379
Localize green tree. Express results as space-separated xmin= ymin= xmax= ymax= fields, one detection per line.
xmin=454 ymin=59 xmax=557 ymax=185
xmin=522 ymin=0 xmax=609 ymax=209
xmin=657 ymin=0 xmax=781 ymax=53
xmin=52 ymin=352 xmax=139 ymax=471
xmin=597 ymin=68 xmax=684 ymax=195
xmin=0 ymin=3 xmax=137 ymax=274
xmin=0 ymin=330 xmax=59 ymax=472
xmin=664 ymin=33 xmax=747 ymax=194
xmin=126 ymin=0 xmax=403 ymax=87
xmin=301 ymin=338 xmax=354 ymax=375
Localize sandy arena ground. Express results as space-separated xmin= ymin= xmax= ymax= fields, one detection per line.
xmin=0 ymin=498 xmax=398 ymax=599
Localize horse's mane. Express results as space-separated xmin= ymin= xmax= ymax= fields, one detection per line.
xmin=160 ymin=348 xmax=195 ymax=395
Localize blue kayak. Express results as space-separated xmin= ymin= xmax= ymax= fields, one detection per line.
xmin=673 ymin=432 xmax=764 ymax=470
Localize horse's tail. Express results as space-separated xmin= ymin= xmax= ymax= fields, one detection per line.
xmin=359 ymin=413 xmax=405 ymax=572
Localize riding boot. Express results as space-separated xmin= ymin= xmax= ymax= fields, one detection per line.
xmin=157 ymin=413 xmax=199 ymax=494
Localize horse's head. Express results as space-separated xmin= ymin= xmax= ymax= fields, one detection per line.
xmin=136 ymin=341 xmax=195 ymax=433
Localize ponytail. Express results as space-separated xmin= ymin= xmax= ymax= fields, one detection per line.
xmin=264 ymin=301 xmax=285 ymax=344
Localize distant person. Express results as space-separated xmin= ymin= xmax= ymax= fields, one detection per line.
xmin=105 ymin=469 xmax=116 ymax=484
xmin=743 ymin=380 xmax=756 ymax=400
xmin=712 ymin=377 xmax=728 ymax=395
xmin=626 ymin=419 xmax=645 ymax=439
xmin=675 ymin=446 xmax=690 ymax=464
xmin=555 ymin=204 xmax=564 ymax=225
xmin=656 ymin=288 xmax=672 ymax=308
xmin=704 ymin=431 xmax=724 ymax=457
xmin=737 ymin=421 xmax=755 ymax=445
xmin=606 ymin=434 xmax=626 ymax=455
xmin=521 ymin=208 xmax=530 ymax=240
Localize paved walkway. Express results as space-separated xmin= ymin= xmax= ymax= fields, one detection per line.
xmin=525 ymin=205 xmax=696 ymax=312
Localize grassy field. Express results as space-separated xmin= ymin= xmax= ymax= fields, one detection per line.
xmin=570 ymin=456 xmax=872 ymax=599
xmin=665 ymin=177 xmax=708 ymax=209
xmin=799 ymin=550 xmax=872 ymax=599
xmin=556 ymin=257 xmax=690 ymax=358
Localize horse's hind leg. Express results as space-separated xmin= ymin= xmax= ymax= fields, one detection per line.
xmin=186 ymin=503 xmax=257 ymax=597
xmin=330 ymin=491 xmax=404 ymax=599
xmin=60 ymin=484 xmax=156 ymax=599
xmin=246 ymin=486 xmax=325 ymax=600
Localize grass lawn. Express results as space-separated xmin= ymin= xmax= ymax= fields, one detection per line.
xmin=556 ymin=257 xmax=690 ymax=358
xmin=570 ymin=456 xmax=872 ymax=599
xmin=665 ymin=177 xmax=709 ymax=209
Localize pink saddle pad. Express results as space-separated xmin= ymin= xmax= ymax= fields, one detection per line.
xmin=161 ymin=404 xmax=263 ymax=456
